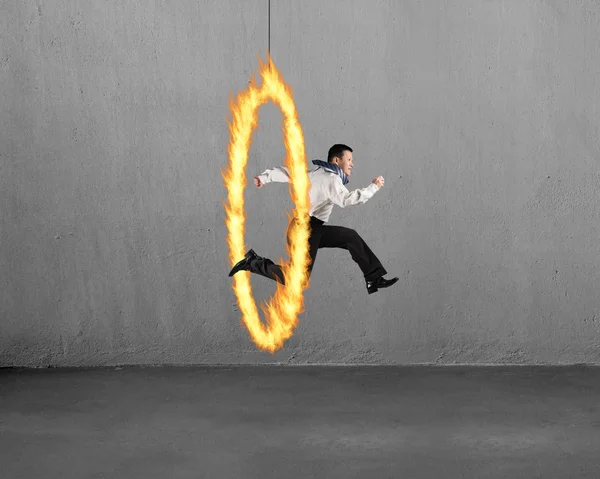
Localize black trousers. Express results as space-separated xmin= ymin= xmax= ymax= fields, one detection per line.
xmin=248 ymin=216 xmax=387 ymax=284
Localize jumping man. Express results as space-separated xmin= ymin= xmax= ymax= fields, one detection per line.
xmin=228 ymin=144 xmax=399 ymax=294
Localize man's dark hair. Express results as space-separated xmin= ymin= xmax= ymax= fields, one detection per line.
xmin=327 ymin=144 xmax=352 ymax=163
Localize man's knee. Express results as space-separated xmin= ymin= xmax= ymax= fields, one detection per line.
xmin=345 ymin=228 xmax=362 ymax=243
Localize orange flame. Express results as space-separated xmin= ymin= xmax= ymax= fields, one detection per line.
xmin=222 ymin=54 xmax=312 ymax=353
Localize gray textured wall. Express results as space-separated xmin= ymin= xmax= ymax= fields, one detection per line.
xmin=2 ymin=0 xmax=599 ymax=367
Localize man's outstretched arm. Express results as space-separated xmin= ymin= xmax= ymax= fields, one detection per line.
xmin=327 ymin=176 xmax=384 ymax=207
xmin=254 ymin=166 xmax=291 ymax=188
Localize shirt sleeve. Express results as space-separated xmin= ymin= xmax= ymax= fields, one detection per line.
xmin=257 ymin=166 xmax=291 ymax=184
xmin=327 ymin=177 xmax=380 ymax=208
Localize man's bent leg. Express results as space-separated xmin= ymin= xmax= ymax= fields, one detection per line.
xmin=249 ymin=215 xmax=325 ymax=284
xmin=319 ymin=225 xmax=387 ymax=282
xmin=230 ymin=216 xmax=324 ymax=285
xmin=247 ymin=255 xmax=286 ymax=284
xmin=228 ymin=249 xmax=285 ymax=284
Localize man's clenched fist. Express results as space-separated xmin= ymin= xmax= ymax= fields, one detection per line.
xmin=372 ymin=176 xmax=384 ymax=188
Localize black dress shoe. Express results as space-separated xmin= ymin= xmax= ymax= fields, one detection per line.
xmin=366 ymin=276 xmax=399 ymax=294
xmin=228 ymin=249 xmax=257 ymax=277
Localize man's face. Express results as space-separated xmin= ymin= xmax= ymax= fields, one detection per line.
xmin=334 ymin=150 xmax=354 ymax=176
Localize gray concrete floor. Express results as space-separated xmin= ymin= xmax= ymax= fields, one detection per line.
xmin=1 ymin=365 xmax=599 ymax=478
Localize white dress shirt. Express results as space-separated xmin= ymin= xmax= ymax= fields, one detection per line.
xmin=257 ymin=165 xmax=380 ymax=223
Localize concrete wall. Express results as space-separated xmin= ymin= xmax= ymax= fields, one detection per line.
xmin=2 ymin=0 xmax=599 ymax=367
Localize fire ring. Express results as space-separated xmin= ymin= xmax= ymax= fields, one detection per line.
xmin=222 ymin=55 xmax=312 ymax=353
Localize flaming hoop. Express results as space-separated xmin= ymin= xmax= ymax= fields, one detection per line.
xmin=222 ymin=54 xmax=312 ymax=353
